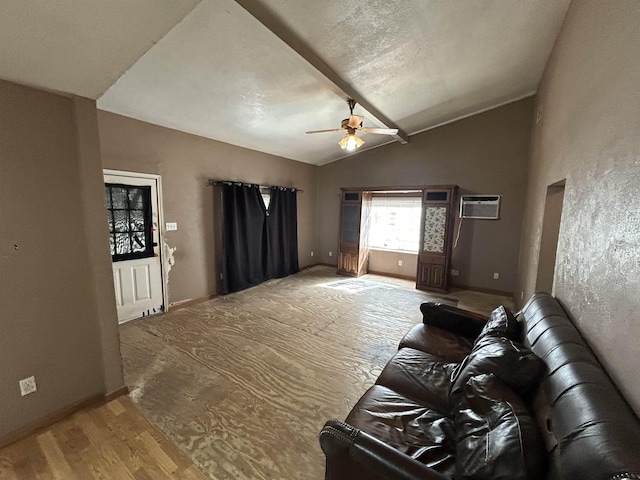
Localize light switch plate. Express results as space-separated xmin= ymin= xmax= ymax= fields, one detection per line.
xmin=166 ymin=222 xmax=177 ymax=231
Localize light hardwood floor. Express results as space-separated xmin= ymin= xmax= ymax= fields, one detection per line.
xmin=0 ymin=266 xmax=513 ymax=479
xmin=0 ymin=397 xmax=207 ymax=479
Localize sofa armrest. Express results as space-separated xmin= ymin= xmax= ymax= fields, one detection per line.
xmin=420 ymin=302 xmax=488 ymax=339
xmin=319 ymin=420 xmax=449 ymax=480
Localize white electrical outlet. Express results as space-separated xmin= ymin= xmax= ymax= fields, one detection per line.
xmin=311 ymin=251 xmax=314 ymax=257
xmin=493 ymin=272 xmax=500 ymax=280
xmin=166 ymin=222 xmax=178 ymax=231
xmin=451 ymin=269 xmax=459 ymax=277
xmin=328 ymin=251 xmax=333 ymax=257
xmin=398 ymin=260 xmax=403 ymax=267
xmin=19 ymin=376 xmax=37 ymax=396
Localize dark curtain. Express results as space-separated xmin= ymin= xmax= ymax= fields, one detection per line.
xmin=220 ymin=184 xmax=298 ymax=293
xmin=267 ymin=187 xmax=299 ymax=278
xmin=221 ymin=184 xmax=268 ymax=293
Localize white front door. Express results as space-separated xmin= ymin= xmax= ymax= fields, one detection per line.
xmin=104 ymin=172 xmax=164 ymax=324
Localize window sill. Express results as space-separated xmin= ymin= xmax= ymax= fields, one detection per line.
xmin=369 ymin=248 xmax=418 ymax=255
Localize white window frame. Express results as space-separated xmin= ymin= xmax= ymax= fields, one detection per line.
xmin=369 ymin=193 xmax=422 ymax=254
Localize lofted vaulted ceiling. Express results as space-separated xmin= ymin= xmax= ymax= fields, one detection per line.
xmin=0 ymin=0 xmax=570 ymax=165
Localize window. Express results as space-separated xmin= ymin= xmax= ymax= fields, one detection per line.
xmin=369 ymin=194 xmax=422 ymax=253
xmin=105 ymin=184 xmax=154 ymax=261
xmin=260 ymin=187 xmax=271 ymax=212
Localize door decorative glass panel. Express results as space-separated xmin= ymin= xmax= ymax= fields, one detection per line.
xmin=106 ymin=184 xmax=154 ymax=261
xmin=423 ymin=206 xmax=447 ymax=253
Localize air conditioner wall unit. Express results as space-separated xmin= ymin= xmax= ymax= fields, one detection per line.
xmin=460 ymin=195 xmax=501 ymax=219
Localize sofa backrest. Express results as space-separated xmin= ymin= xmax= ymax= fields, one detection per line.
xmin=520 ymin=293 xmax=640 ymax=480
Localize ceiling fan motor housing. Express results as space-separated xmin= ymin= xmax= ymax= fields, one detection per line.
xmin=342 ymin=117 xmax=362 ymax=129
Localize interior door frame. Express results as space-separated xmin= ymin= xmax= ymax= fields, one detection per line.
xmin=103 ymin=169 xmax=168 ymax=315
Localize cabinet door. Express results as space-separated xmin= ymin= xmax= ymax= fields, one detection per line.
xmin=340 ymin=203 xmax=361 ymax=244
xmin=416 ymin=186 xmax=457 ymax=292
xmin=417 ymin=262 xmax=446 ymax=290
xmin=338 ymin=252 xmax=359 ymax=274
xmin=337 ymin=190 xmax=371 ymax=277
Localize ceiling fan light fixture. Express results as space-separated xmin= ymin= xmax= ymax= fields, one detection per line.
xmin=339 ymin=132 xmax=364 ymax=151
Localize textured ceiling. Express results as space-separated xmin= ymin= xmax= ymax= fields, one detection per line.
xmin=0 ymin=0 xmax=571 ymax=165
xmin=0 ymin=0 xmax=200 ymax=99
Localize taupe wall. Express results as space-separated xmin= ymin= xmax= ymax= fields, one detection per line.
xmin=369 ymin=250 xmax=418 ymax=279
xmin=317 ymin=99 xmax=534 ymax=294
xmin=517 ymin=0 xmax=640 ymax=413
xmin=97 ymin=112 xmax=318 ymax=304
xmin=0 ymin=80 xmax=124 ymax=437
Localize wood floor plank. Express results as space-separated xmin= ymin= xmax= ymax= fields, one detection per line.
xmin=36 ymin=431 xmax=77 ymax=480
xmin=0 ymin=456 xmax=18 ymax=480
xmin=2 ymin=436 xmax=51 ymax=480
xmin=137 ymin=431 xmax=179 ymax=476
xmin=98 ymin=443 xmax=137 ymax=480
xmin=106 ymin=399 xmax=127 ymax=417
xmin=72 ymin=410 xmax=106 ymax=447
xmin=179 ymin=465 xmax=210 ymax=480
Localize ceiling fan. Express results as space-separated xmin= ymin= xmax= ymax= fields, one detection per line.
xmin=306 ymin=99 xmax=398 ymax=151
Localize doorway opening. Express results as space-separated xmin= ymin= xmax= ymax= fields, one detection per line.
xmin=104 ymin=170 xmax=167 ymax=324
xmin=535 ymin=179 xmax=565 ymax=294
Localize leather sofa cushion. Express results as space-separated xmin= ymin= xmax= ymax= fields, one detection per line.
xmin=399 ymin=324 xmax=473 ymax=362
xmin=346 ymin=385 xmax=456 ymax=478
xmin=420 ymin=302 xmax=488 ymax=338
xmin=376 ymin=348 xmax=456 ymax=412
xmin=455 ymin=374 xmax=546 ymax=480
xmin=476 ymin=305 xmax=523 ymax=342
xmin=450 ymin=335 xmax=543 ymax=403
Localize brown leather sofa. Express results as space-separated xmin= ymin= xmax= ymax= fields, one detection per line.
xmin=319 ymin=293 xmax=640 ymax=480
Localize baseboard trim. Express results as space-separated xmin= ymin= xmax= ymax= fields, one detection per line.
xmin=368 ymin=270 xmax=416 ymax=282
xmin=169 ymin=294 xmax=217 ymax=311
xmin=0 ymin=386 xmax=129 ymax=449
xmin=302 ymin=262 xmax=336 ymax=269
xmin=300 ymin=263 xmax=320 ymax=270
xmin=450 ymin=283 xmax=513 ymax=297
xmin=104 ymin=385 xmax=129 ymax=403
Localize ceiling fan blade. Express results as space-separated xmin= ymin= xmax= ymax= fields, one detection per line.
xmin=360 ymin=127 xmax=399 ymax=135
xmin=306 ymin=128 xmax=343 ymax=134
xmin=347 ymin=115 xmax=363 ymax=129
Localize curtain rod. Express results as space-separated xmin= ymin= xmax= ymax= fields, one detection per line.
xmin=206 ymin=179 xmax=303 ymax=192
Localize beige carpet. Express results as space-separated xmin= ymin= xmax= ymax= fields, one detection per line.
xmin=120 ymin=266 xmax=513 ymax=480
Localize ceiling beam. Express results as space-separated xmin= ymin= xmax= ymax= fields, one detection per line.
xmin=233 ymin=0 xmax=409 ymax=145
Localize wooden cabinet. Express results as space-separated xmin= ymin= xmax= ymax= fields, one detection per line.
xmin=337 ymin=189 xmax=371 ymax=276
xmin=416 ymin=186 xmax=458 ymax=293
